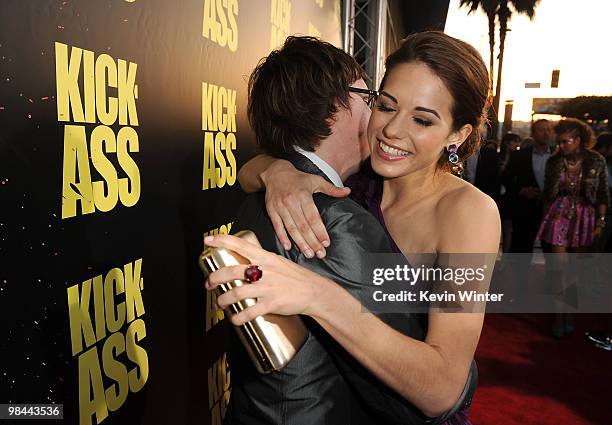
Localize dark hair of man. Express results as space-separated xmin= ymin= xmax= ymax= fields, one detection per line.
xmin=247 ymin=36 xmax=366 ymax=157
xmin=531 ymin=118 xmax=550 ymax=133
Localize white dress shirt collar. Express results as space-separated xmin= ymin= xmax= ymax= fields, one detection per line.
xmin=294 ymin=147 xmax=344 ymax=188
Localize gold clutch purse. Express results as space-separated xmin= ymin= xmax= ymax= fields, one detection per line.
xmin=199 ymin=230 xmax=308 ymax=374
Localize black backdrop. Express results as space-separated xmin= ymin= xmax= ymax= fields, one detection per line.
xmin=0 ymin=1 xmax=341 ymax=424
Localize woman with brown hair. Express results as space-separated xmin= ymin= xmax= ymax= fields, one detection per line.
xmin=206 ymin=31 xmax=499 ymax=424
xmin=537 ymin=118 xmax=610 ymax=337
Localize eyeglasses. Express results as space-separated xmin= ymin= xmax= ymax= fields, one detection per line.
xmin=348 ymin=87 xmax=378 ymax=108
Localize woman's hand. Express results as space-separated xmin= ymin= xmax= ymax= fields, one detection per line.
xmin=594 ymin=225 xmax=603 ymax=239
xmin=204 ymin=234 xmax=327 ymax=326
xmin=260 ymin=160 xmax=350 ymax=258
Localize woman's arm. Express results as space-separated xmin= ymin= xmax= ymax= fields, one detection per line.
xmin=237 ymin=154 xmax=289 ymax=193
xmin=205 ymin=192 xmax=500 ymax=417
xmin=312 ymin=286 xmax=486 ymax=417
xmin=237 ymin=154 xmax=350 ymax=256
xmin=593 ymin=156 xmax=609 ymax=236
xmin=204 ymin=237 xmax=460 ymax=417
xmin=541 ymin=156 xmax=559 ymax=204
xmin=308 ymin=191 xmax=500 ymax=417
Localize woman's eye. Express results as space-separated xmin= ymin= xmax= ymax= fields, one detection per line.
xmin=376 ymin=103 xmax=395 ymax=112
xmin=414 ymin=117 xmax=433 ymax=127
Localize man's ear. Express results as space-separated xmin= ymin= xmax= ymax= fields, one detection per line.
xmin=448 ymin=124 xmax=473 ymax=149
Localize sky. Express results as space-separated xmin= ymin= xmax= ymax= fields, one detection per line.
xmin=444 ymin=0 xmax=612 ymax=122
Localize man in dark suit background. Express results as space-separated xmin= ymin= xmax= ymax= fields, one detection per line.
xmin=502 ymin=119 xmax=554 ymax=299
xmin=502 ymin=119 xmax=554 ymax=253
xmin=464 ymin=140 xmax=502 ymax=200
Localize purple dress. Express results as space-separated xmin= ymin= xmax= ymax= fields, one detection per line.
xmin=346 ymin=164 xmax=473 ymax=425
xmin=537 ymin=169 xmax=596 ymax=247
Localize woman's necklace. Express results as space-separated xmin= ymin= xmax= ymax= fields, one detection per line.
xmin=563 ymin=157 xmax=582 ymax=219
xmin=565 ymin=157 xmax=580 ymax=170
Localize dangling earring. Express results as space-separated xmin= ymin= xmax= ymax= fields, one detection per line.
xmin=447 ymin=144 xmax=464 ymax=175
xmin=447 ymin=144 xmax=459 ymax=163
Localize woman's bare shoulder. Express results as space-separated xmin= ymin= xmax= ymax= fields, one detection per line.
xmin=435 ymin=174 xmax=500 ymax=252
xmin=443 ymin=175 xmax=496 ymax=206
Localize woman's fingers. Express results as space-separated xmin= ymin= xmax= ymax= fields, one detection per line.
xmin=229 ymin=301 xmax=271 ymax=326
xmin=205 ymin=264 xmax=248 ymax=290
xmin=216 ymin=282 xmax=263 ymax=309
xmin=310 ymin=177 xmax=348 ymax=249
xmin=266 ymin=201 xmax=292 ymax=251
xmin=300 ymin=196 xmax=330 ymax=249
xmin=285 ymin=197 xmax=326 ymax=258
xmin=262 ymin=173 xmax=337 ymax=258
xmin=204 ymin=234 xmax=265 ymax=263
xmin=315 ymin=179 xmax=351 ymax=199
xmin=209 ymin=279 xmax=272 ymax=326
xmin=275 ymin=201 xmax=316 ymax=258
xmin=204 ymin=256 xmax=317 ymax=320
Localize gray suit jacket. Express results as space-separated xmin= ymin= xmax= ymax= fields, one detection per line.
xmin=225 ymin=152 xmax=431 ymax=425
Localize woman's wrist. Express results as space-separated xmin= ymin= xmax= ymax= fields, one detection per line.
xmin=260 ymin=159 xmax=293 ymax=187
xmin=305 ymin=275 xmax=340 ymax=319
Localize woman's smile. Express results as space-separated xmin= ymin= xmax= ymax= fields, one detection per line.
xmin=376 ymin=138 xmax=412 ymax=161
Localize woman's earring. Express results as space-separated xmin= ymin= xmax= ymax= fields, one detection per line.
xmin=447 ymin=144 xmax=464 ymax=175
xmin=447 ymin=144 xmax=459 ymax=163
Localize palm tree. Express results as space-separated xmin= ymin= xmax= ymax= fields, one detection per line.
xmin=460 ymin=0 xmax=540 ymax=138
xmin=460 ymin=0 xmax=498 ymax=98
xmin=493 ymin=0 xmax=539 ymax=137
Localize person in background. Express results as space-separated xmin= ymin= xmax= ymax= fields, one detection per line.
xmin=500 ymin=132 xmax=521 ymax=171
xmin=499 ymin=132 xmax=522 ymax=252
xmin=502 ymin=120 xmax=554 ymax=301
xmin=591 ymin=132 xmax=612 ymax=251
xmin=586 ymin=132 xmax=612 ymax=350
xmin=520 ymin=136 xmax=534 ymax=150
xmin=465 ymin=139 xmax=501 ymax=201
xmin=503 ymin=120 xmax=554 ymax=253
xmin=463 ymin=143 xmax=480 ymax=185
xmin=537 ymin=119 xmax=610 ymax=338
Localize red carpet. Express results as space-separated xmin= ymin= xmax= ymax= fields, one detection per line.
xmin=471 ymin=314 xmax=612 ymax=424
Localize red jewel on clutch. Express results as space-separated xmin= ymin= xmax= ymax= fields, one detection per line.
xmin=245 ymin=265 xmax=263 ymax=282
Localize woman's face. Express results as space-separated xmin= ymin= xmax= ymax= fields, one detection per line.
xmin=367 ymin=61 xmax=470 ymax=178
xmin=557 ymin=131 xmax=581 ymax=156
xmin=508 ymin=139 xmax=520 ymax=151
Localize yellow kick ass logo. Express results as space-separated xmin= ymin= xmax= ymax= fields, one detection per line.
xmin=55 ymin=42 xmax=141 ymax=219
xmin=67 ymin=259 xmax=148 ymax=425
xmin=202 ymin=82 xmax=237 ymax=190
xmin=202 ymin=0 xmax=239 ymax=52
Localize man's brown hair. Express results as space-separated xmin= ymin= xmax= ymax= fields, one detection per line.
xmin=247 ymin=36 xmax=366 ymax=157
